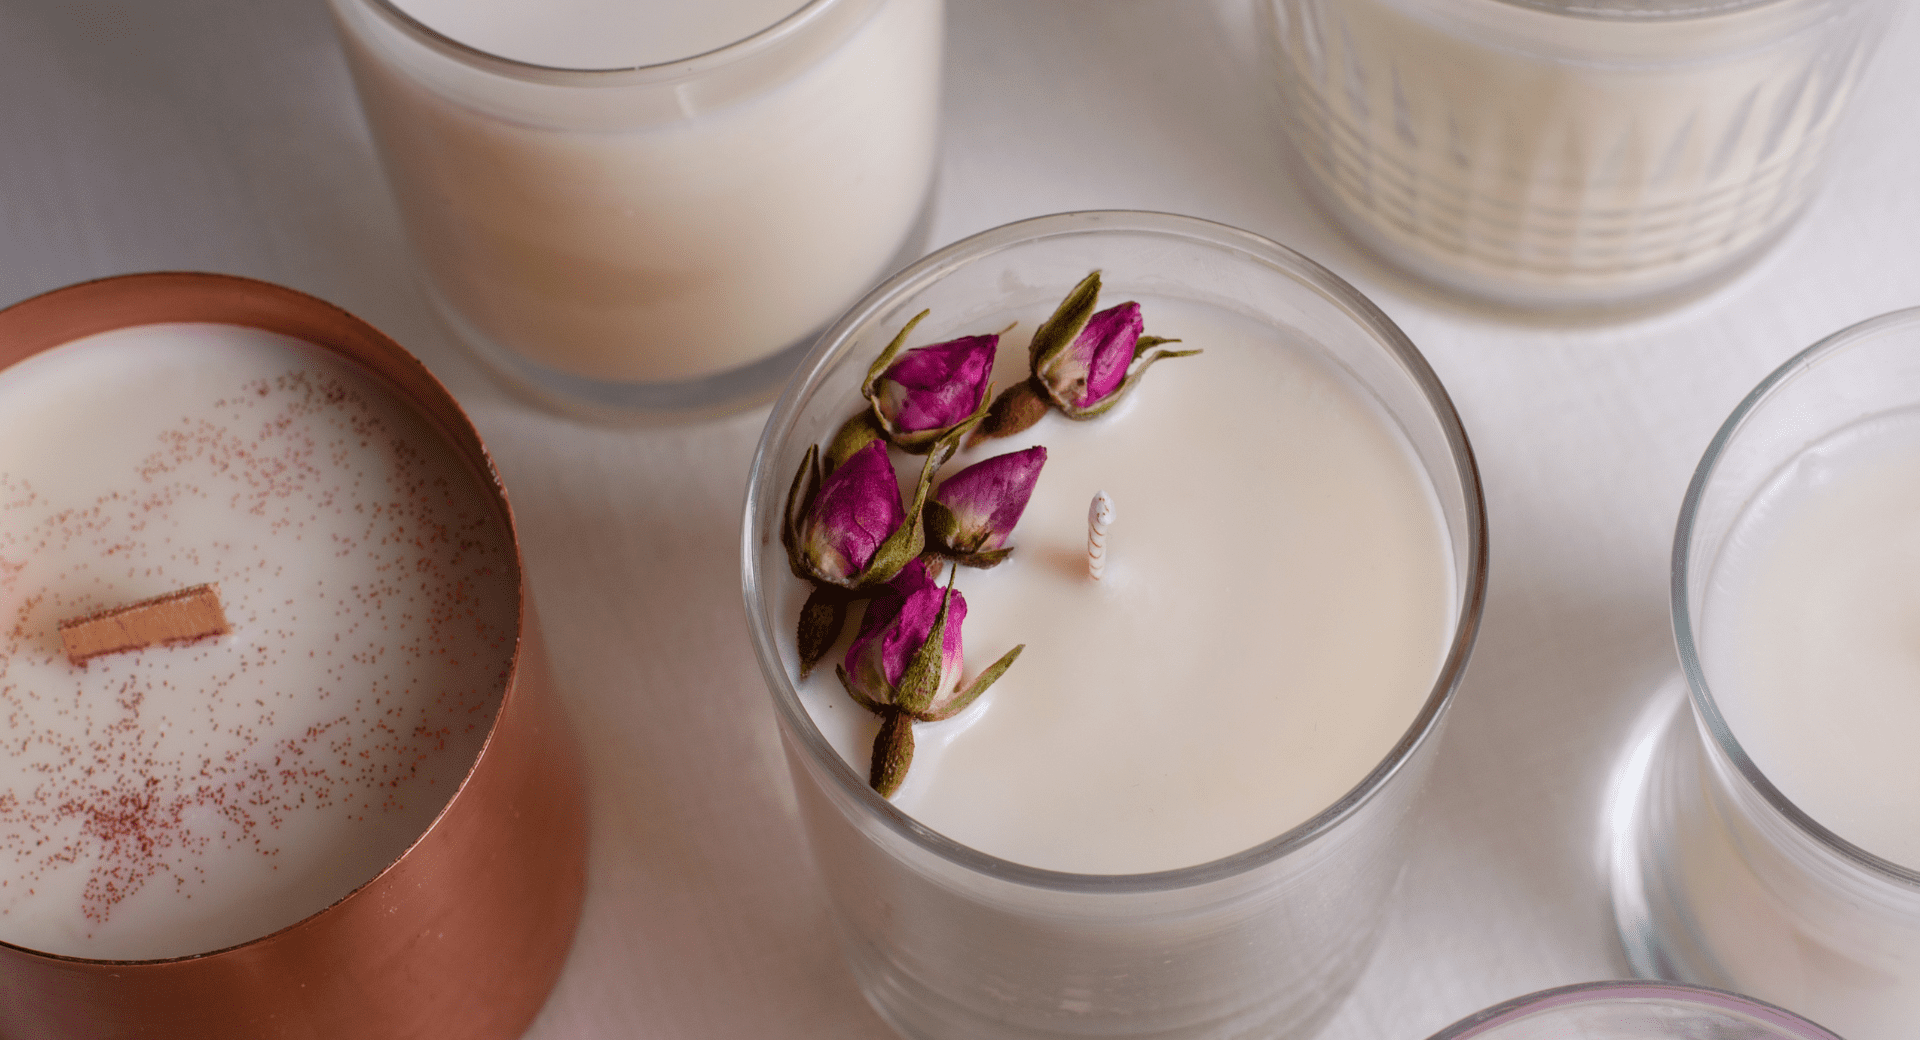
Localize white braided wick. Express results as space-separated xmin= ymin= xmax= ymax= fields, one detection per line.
xmin=1087 ymin=490 xmax=1115 ymax=581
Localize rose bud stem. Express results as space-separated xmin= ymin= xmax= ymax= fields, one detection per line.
xmin=1088 ymin=490 xmax=1114 ymax=581
xmin=870 ymin=708 xmax=916 ymax=797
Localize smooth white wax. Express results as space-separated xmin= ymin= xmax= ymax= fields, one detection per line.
xmin=0 ymin=324 xmax=518 ymax=959
xmin=795 ymin=304 xmax=1457 ymax=875
xmin=1703 ymin=411 xmax=1920 ymax=869
xmin=392 ymin=0 xmax=807 ymax=70
xmin=340 ymin=0 xmax=942 ymax=384
xmin=1273 ymin=0 xmax=1880 ymax=300
xmin=1683 ymin=409 xmax=1920 ymax=1039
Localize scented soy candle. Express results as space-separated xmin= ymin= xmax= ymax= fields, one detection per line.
xmin=0 ymin=274 xmax=583 ymax=1040
xmin=328 ymin=0 xmax=943 ymax=418
xmin=1264 ymin=0 xmax=1895 ymax=308
xmin=1613 ymin=308 xmax=1920 ymax=1040
xmin=1423 ymin=982 xmax=1843 ymax=1040
xmin=745 ymin=212 xmax=1488 ymax=1040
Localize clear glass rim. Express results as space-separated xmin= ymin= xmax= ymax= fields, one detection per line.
xmin=1672 ymin=305 xmax=1920 ymax=888
xmin=344 ymin=0 xmax=837 ymax=81
xmin=1487 ymin=0 xmax=1795 ymax=20
xmin=741 ymin=210 xmax=1490 ymax=894
xmin=1426 ymin=980 xmax=1839 ymax=1038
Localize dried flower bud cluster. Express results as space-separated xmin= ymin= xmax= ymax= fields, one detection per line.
xmin=784 ymin=272 xmax=1192 ymax=796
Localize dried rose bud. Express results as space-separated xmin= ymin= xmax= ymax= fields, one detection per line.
xmin=829 ymin=312 xmax=998 ymax=465
xmin=788 ymin=421 xmax=979 ymax=677
xmin=976 ymin=271 xmax=1199 ymax=442
xmin=876 ymin=334 xmax=996 ymax=433
xmin=924 ymin=446 xmax=1047 ymax=568
xmin=842 ymin=559 xmax=964 ymax=716
xmin=837 ymin=560 xmax=1024 ymax=797
xmin=1039 ymin=301 xmax=1140 ymax=411
xmin=790 ymin=439 xmax=907 ymax=586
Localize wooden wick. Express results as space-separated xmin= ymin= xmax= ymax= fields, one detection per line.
xmin=59 ymin=584 xmax=231 ymax=666
xmin=1087 ymin=490 xmax=1114 ymax=581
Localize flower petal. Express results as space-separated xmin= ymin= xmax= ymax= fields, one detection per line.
xmin=800 ymin=439 xmax=905 ymax=583
xmin=930 ymin=446 xmax=1047 ymax=554
xmin=875 ymin=335 xmax=998 ymax=433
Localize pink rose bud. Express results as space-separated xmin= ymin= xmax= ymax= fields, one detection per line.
xmin=1038 ymin=302 xmax=1141 ymax=410
xmin=834 ymin=559 xmax=1026 ymax=797
xmin=874 ymin=335 xmax=998 ymax=434
xmin=925 ymin=446 xmax=1047 ymax=567
xmin=843 ymin=559 xmax=966 ymax=714
xmin=794 ymin=440 xmax=906 ymax=584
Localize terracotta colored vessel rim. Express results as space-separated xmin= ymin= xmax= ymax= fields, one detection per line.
xmin=0 ymin=271 xmax=527 ymax=965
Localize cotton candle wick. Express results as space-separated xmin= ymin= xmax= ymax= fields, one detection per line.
xmin=1088 ymin=491 xmax=1115 ymax=581
xmin=59 ymin=584 xmax=231 ymax=666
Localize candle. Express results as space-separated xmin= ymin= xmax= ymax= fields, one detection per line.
xmin=1421 ymin=982 xmax=1841 ymax=1040
xmin=1702 ymin=416 xmax=1920 ymax=870
xmin=792 ymin=303 xmax=1456 ymax=875
xmin=1614 ymin=308 xmax=1920 ymax=1040
xmin=328 ymin=0 xmax=943 ymax=413
xmin=1264 ymin=0 xmax=1895 ymax=308
xmin=746 ymin=212 xmax=1486 ymax=1040
xmin=0 ymin=321 xmax=518 ymax=960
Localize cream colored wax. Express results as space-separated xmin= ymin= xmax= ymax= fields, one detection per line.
xmin=1684 ymin=410 xmax=1920 ymax=1037
xmin=0 ymin=324 xmax=517 ymax=959
xmin=335 ymin=0 xmax=943 ymax=385
xmin=1269 ymin=0 xmax=1888 ymax=304
xmin=795 ymin=304 xmax=1456 ymax=875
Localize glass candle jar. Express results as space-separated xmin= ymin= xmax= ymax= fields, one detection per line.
xmin=1611 ymin=309 xmax=1920 ymax=1040
xmin=328 ymin=0 xmax=943 ymax=419
xmin=742 ymin=211 xmax=1488 ymax=1040
xmin=1263 ymin=0 xmax=1895 ymax=310
xmin=1426 ymin=981 xmax=1841 ymax=1040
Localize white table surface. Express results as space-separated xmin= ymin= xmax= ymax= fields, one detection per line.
xmin=3 ymin=0 xmax=1917 ymax=1036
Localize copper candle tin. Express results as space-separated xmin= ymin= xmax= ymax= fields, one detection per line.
xmin=0 ymin=273 xmax=586 ymax=1040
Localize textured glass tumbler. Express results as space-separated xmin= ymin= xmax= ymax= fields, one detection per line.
xmin=328 ymin=0 xmax=942 ymax=420
xmin=1610 ymin=310 xmax=1920 ymax=1040
xmin=742 ymin=211 xmax=1488 ymax=1040
xmin=1426 ymin=982 xmax=1841 ymax=1040
xmin=1263 ymin=0 xmax=1894 ymax=310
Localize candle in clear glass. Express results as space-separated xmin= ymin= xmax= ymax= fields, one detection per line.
xmin=1262 ymin=0 xmax=1895 ymax=310
xmin=743 ymin=212 xmax=1488 ymax=1040
xmin=1612 ymin=308 xmax=1920 ymax=1040
xmin=1424 ymin=981 xmax=1841 ymax=1040
xmin=327 ymin=0 xmax=943 ymax=418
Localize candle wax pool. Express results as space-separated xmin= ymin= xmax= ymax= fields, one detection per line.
xmin=389 ymin=0 xmax=808 ymax=70
xmin=341 ymin=0 xmax=942 ymax=386
xmin=792 ymin=303 xmax=1457 ymax=875
xmin=1702 ymin=410 xmax=1920 ymax=870
xmin=0 ymin=323 xmax=517 ymax=959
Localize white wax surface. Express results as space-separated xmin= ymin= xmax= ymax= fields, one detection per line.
xmin=1273 ymin=0 xmax=1876 ymax=299
xmin=390 ymin=0 xmax=809 ymax=70
xmin=792 ymin=304 xmax=1456 ymax=875
xmin=341 ymin=0 xmax=942 ymax=384
xmin=0 ymin=323 xmax=517 ymax=959
xmin=1702 ymin=410 xmax=1920 ymax=870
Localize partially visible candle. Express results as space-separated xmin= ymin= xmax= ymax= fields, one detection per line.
xmin=794 ymin=302 xmax=1455 ymax=875
xmin=1266 ymin=0 xmax=1895 ymax=307
xmin=329 ymin=0 xmax=943 ymax=408
xmin=0 ymin=322 xmax=518 ymax=960
xmin=1681 ymin=412 xmax=1920 ymax=1037
xmin=1703 ymin=414 xmax=1920 ymax=870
